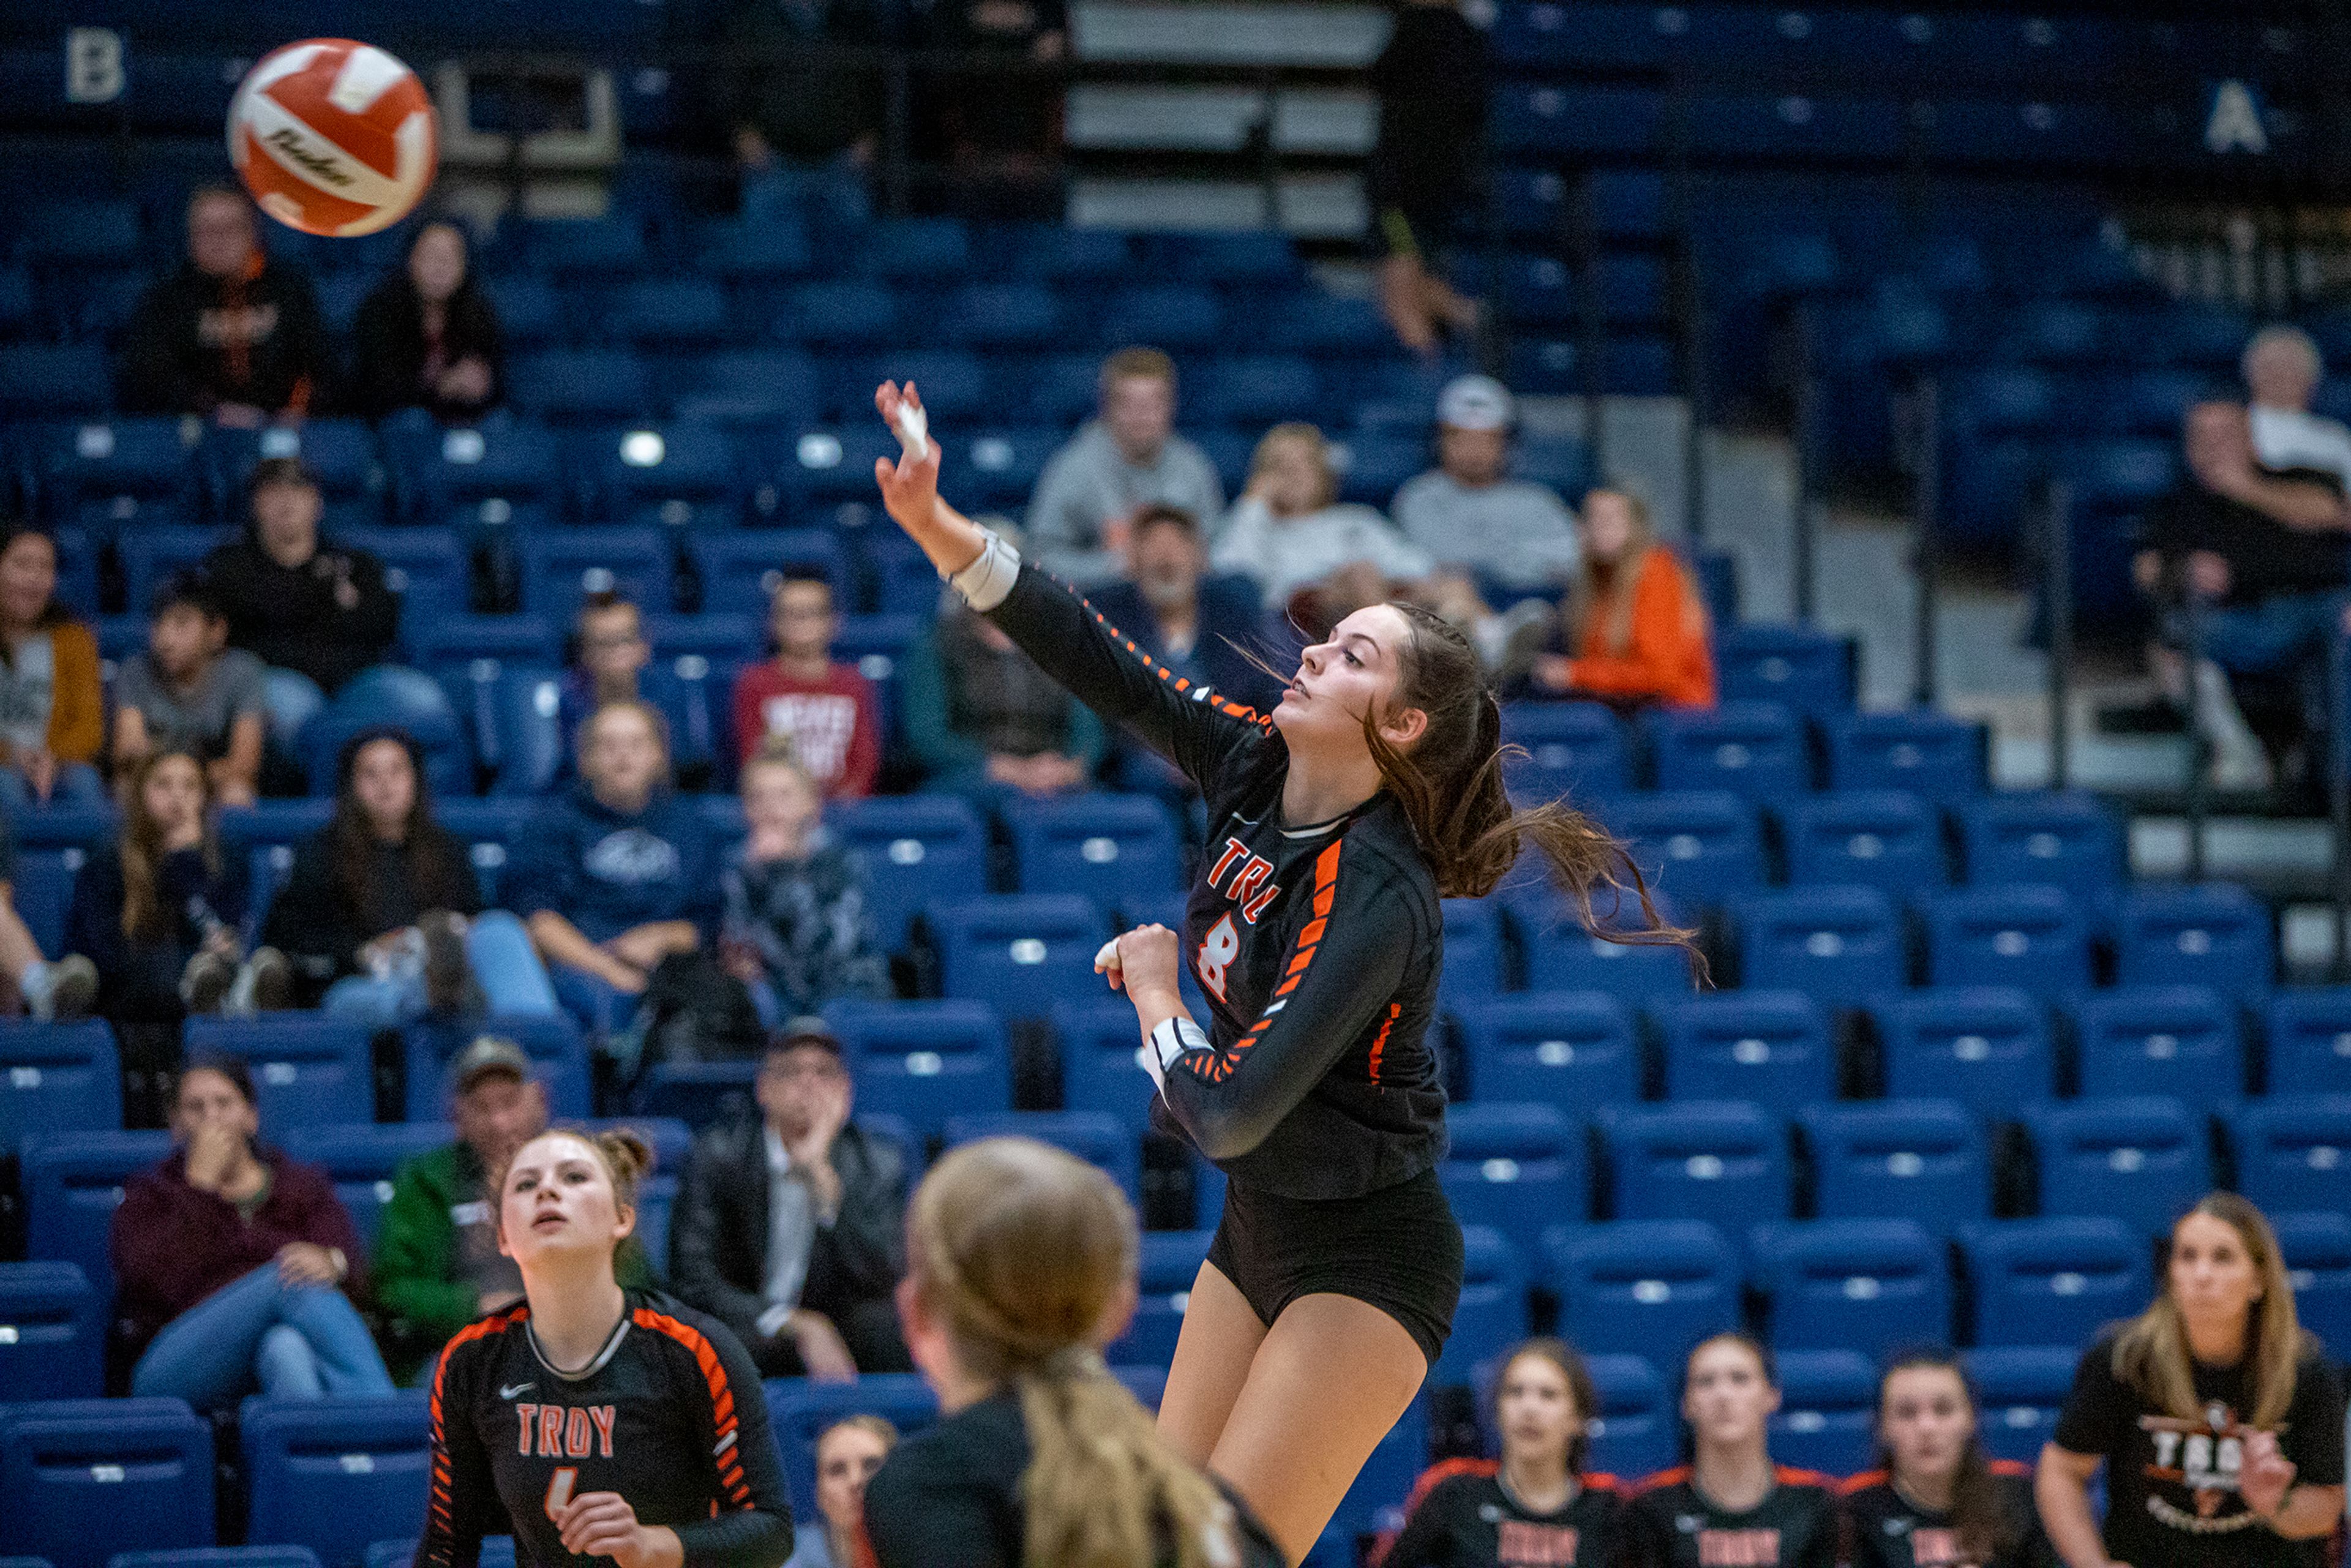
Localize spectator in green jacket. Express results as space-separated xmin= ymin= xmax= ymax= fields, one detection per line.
xmin=370 ymin=1035 xmax=651 ymax=1382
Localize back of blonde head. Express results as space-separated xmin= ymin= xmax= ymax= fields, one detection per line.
xmin=907 ymin=1137 xmax=1236 ymax=1568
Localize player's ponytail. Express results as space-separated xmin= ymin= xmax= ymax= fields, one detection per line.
xmin=907 ymin=1138 xmax=1242 ymax=1568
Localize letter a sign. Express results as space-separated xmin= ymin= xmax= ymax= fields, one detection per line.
xmin=2205 ymin=80 xmax=2270 ymax=155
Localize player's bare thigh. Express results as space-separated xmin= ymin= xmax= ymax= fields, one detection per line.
xmin=1155 ymin=1260 xmax=1266 ymax=1469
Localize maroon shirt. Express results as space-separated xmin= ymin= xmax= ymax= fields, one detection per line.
xmin=110 ymin=1146 xmax=366 ymax=1354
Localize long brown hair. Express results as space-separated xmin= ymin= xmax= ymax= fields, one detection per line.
xmin=1497 ymin=1337 xmax=1601 ymax=1476
xmin=906 ymin=1137 xmax=1240 ymax=1568
xmin=1875 ymin=1349 xmax=2015 ymax=1562
xmin=1561 ymin=487 xmax=1661 ymax=658
xmin=120 ymin=748 xmax=219 ymax=941
xmin=2114 ymin=1193 xmax=2308 ymax=1428
xmin=329 ymin=729 xmax=477 ymax=929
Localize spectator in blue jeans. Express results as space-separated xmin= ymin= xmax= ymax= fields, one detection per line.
xmin=112 ymin=1054 xmax=394 ymax=1407
xmin=263 ymin=727 xmax=558 ymax=1020
xmin=509 ymin=699 xmax=721 ymax=1033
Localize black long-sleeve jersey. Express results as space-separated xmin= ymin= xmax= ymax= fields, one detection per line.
xmin=422 ymin=1291 xmax=793 ymax=1568
xmin=1839 ymin=1466 xmax=2056 ymax=1568
xmin=1621 ymin=1467 xmax=1840 ymax=1568
xmin=986 ymin=563 xmax=1448 ymax=1199
xmin=1382 ymin=1459 xmax=1627 ymax=1567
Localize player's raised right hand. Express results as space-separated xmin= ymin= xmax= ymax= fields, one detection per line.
xmin=872 ymin=381 xmax=942 ymax=535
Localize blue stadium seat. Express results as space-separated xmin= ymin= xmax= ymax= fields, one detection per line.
xmin=1946 ymin=790 xmax=2134 ymax=888
xmin=1190 ymin=356 xmax=1320 ymax=427
xmin=858 ymin=350 xmax=989 ymax=424
xmin=481 ymin=275 xmax=563 ymax=350
xmin=14 ymin=200 xmax=141 ymax=269
xmin=0 ymin=1021 xmax=120 ymax=1153
xmin=392 ymin=422 xmax=566 ymax=519
xmin=606 ymin=279 xmax=731 ymax=350
xmin=694 ymin=214 xmax=813 ymax=282
xmin=779 ymin=282 xmax=899 ymax=348
xmin=1965 ymin=1345 xmax=2082 ymax=1465
xmin=1599 ymin=1101 xmax=1790 ymax=1229
xmin=2074 ymin=986 xmax=2243 ymax=1107
xmin=0 ymin=1398 xmax=214 ymax=1568
xmin=519 ymin=526 xmax=672 ymax=616
xmin=1054 ymin=1000 xmax=1157 ymax=1136
xmin=1752 ymin=1218 xmax=1951 ymax=1357
xmin=628 ymin=1061 xmax=759 ymax=1128
xmin=1324 ymin=1395 xmax=1428 ymax=1548
xmin=1441 ymin=899 xmax=1507 ymax=1007
xmin=2020 ymin=1097 xmax=2209 ymax=1238
xmin=1264 ymin=294 xmax=1391 ymax=357
xmin=1961 ymin=1216 xmax=2147 ymax=1348
xmin=2270 ymin=1210 xmax=2351 ymax=1357
xmin=361 ymin=1541 xmax=515 ymax=1568
xmin=1437 ymin=1227 xmax=1531 ymax=1387
xmin=1546 ymin=1220 xmax=1740 ymax=1363
xmin=1714 ymin=625 xmax=1857 ymax=718
xmin=824 ymin=999 xmax=1013 ymax=1144
xmin=1873 ymin=986 xmax=2052 ymax=1116
xmin=932 ymin=283 xmax=1067 ymax=350
xmin=1003 ymin=795 xmax=1182 ymax=908
xmin=1919 ymin=884 xmax=2092 ymax=995
xmin=684 ymin=530 xmax=843 ymax=621
xmin=118 ymin=527 xmax=231 ymax=616
xmin=2226 ymin=1097 xmax=2351 ymax=1219
xmin=1577 ymin=1354 xmax=1674 ymax=1479
xmin=857 ymin=218 xmax=972 ymax=279
xmin=112 ymin=1551 xmax=319 ymax=1568
xmin=10 ymin=847 xmax=81 ymax=959
xmin=276 ymin=1123 xmax=457 ymax=1249
xmin=0 ymin=345 xmax=111 ymax=416
xmin=1821 ymin=711 xmax=1988 ymax=806
xmin=587 ymin=424 xmax=751 ymax=527
xmin=1098 ymin=286 xmax=1223 ymax=350
xmin=478 ymin=666 xmax=566 ymax=797
xmin=1780 ymin=791 xmax=1944 ymax=894
xmin=956 ymin=429 xmax=1063 ymax=510
xmin=1505 ymin=888 xmax=1701 ymax=1002
xmin=1440 ymin=1103 xmax=1587 ymax=1248
xmin=1655 ymin=991 xmax=1834 ymax=1111
xmin=0 ymin=1262 xmax=103 ymax=1401
xmin=301 ymin=667 xmax=471 ymax=801
xmin=827 ymin=795 xmax=988 ymax=952
xmin=1488 ymin=84 xmax=1664 ymax=157
xmin=1108 ymin=1230 xmax=1211 ymax=1369
xmin=1800 ymin=1098 xmax=1987 ymax=1231
xmin=21 ymin=1130 xmax=171 ymax=1296
xmin=1595 ymin=791 xmax=1766 ymax=910
xmin=1769 ymin=1349 xmax=1878 ymax=1477
xmin=206 ymin=422 xmax=385 ymax=519
xmin=1160 ymin=230 xmax=1300 ymax=285
xmin=764 ymin=1375 xmax=939 ymax=1523
xmin=2264 ymin=989 xmax=2351 ymax=1095
xmin=508 ymin=351 xmax=657 ymax=425
xmin=525 ymin=216 xmax=651 ymax=278
xmin=668 ymin=349 xmax=820 ymax=429
xmin=337 ymin=527 xmax=468 ymax=625
xmin=1725 ymin=886 xmax=1905 ymax=1008
xmin=1002 ymin=225 xmax=1133 ymax=282
xmin=640 ymin=613 xmax=764 ymax=667
xmin=1645 ymin=703 xmax=1809 ymax=802
xmin=1499 ymin=702 xmax=1631 ymax=799
xmin=1455 ymin=992 xmax=1639 ymax=1109
xmin=242 ymin=1395 xmax=432 ymax=1568
xmin=402 ymin=1015 xmax=591 ymax=1121
xmin=640 ymin=651 xmax=744 ymax=787
xmin=2112 ymin=883 xmax=2273 ymax=1002
xmin=182 ymin=1017 xmax=373 ymax=1128
xmin=1329 ymin=433 xmax=1423 ymax=508
xmin=28 ymin=418 xmax=201 ymax=527
xmin=943 ymin=1111 xmax=1139 ymax=1205
xmin=926 ymin=896 xmax=1113 ymax=1024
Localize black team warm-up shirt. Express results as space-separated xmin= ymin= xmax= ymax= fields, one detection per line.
xmin=421 ymin=1291 xmax=793 ymax=1568
xmin=983 ymin=561 xmax=1448 ymax=1198
xmin=1839 ymin=1465 xmax=2055 ymax=1568
xmin=1382 ymin=1458 xmax=1626 ymax=1567
xmin=1622 ymin=1466 xmax=1840 ymax=1568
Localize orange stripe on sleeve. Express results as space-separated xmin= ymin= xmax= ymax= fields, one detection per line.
xmin=635 ymin=1308 xmax=756 ymax=1512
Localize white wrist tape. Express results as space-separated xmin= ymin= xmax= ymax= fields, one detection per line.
xmin=1136 ymin=1016 xmax=1209 ymax=1094
xmin=947 ymin=528 xmax=1022 ymax=612
xmin=892 ymin=399 xmax=929 ymax=462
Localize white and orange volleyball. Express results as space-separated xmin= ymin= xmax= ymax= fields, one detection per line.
xmin=228 ymin=39 xmax=437 ymax=237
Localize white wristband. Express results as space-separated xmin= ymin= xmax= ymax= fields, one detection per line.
xmin=1136 ymin=1016 xmax=1209 ymax=1094
xmin=947 ymin=529 xmax=1022 ymax=612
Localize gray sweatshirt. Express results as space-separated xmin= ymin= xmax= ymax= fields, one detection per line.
xmin=1024 ymin=419 xmax=1227 ymax=588
xmin=1391 ymin=469 xmax=1583 ymax=590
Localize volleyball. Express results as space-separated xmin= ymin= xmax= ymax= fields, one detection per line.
xmin=227 ymin=39 xmax=437 ymax=238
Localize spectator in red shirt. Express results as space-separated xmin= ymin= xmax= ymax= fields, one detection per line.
xmin=729 ymin=572 xmax=880 ymax=798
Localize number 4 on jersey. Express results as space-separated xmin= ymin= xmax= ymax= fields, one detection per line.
xmin=544 ymin=1466 xmax=577 ymax=1522
xmin=1196 ymin=912 xmax=1240 ymax=1000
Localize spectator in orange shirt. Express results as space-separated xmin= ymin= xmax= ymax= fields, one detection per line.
xmin=729 ymin=573 xmax=880 ymax=798
xmin=1528 ymin=487 xmax=1715 ymax=710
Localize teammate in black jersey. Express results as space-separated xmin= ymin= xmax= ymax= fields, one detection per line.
xmin=1840 ymin=1351 xmax=2054 ymax=1568
xmin=1383 ymin=1338 xmax=1625 ymax=1568
xmin=1623 ymin=1335 xmax=1839 ymax=1568
xmin=861 ymin=1136 xmax=1284 ymax=1568
xmin=421 ymin=1127 xmax=793 ymax=1568
xmin=873 ymin=381 xmax=1689 ymax=1559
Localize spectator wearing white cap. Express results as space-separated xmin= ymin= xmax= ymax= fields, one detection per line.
xmin=2244 ymin=325 xmax=2351 ymax=493
xmin=1392 ymin=375 xmax=1584 ymax=593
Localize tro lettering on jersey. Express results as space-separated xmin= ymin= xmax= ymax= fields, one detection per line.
xmin=514 ymin=1403 xmax=617 ymax=1460
xmin=1204 ymin=836 xmax=1284 ymax=924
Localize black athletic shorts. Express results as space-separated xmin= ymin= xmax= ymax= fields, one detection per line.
xmin=1205 ymin=1166 xmax=1463 ymax=1369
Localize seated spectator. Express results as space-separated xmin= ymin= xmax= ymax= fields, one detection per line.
xmin=1211 ymin=422 xmax=1435 ymax=626
xmin=0 ymin=525 xmax=104 ymax=809
xmin=729 ymin=572 xmax=881 ymax=798
xmin=111 ymin=575 xmax=267 ymax=808
xmin=2134 ymin=400 xmax=2350 ymax=792
xmin=372 ymin=1035 xmax=651 ymax=1383
xmin=1392 ymin=375 xmax=1583 ymax=594
xmin=0 ymin=811 xmax=96 ymax=1021
xmin=721 ymin=740 xmax=890 ymax=1024
xmin=350 ymin=221 xmax=502 ymax=423
xmin=559 ymin=589 xmax=652 ymax=752
xmin=1027 ymin=348 xmax=1227 ymax=588
xmin=263 ymin=729 xmax=557 ymax=1021
xmin=119 ymin=187 xmax=329 ymax=425
xmin=64 ymin=749 xmax=288 ymax=1026
xmin=509 ymin=700 xmax=721 ymax=1032
xmin=203 ymin=459 xmax=401 ymax=757
xmin=1526 ymin=487 xmax=1715 ymax=710
xmin=111 ymin=1054 xmax=393 ymax=1408
xmin=718 ymin=0 xmax=890 ymax=228
xmin=2246 ymin=324 xmax=2351 ymax=491
xmin=902 ymin=557 xmax=1104 ymax=801
xmin=670 ymin=1019 xmax=912 ymax=1379
xmin=1090 ymin=504 xmax=1280 ymax=708
xmin=786 ymin=1416 xmax=898 ymax=1568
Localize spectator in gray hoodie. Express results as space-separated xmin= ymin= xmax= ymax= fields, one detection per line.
xmin=1392 ymin=374 xmax=1583 ymax=592
xmin=1025 ymin=347 xmax=1226 ymax=588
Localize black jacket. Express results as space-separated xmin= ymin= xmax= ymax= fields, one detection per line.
xmin=262 ymin=821 xmax=483 ymax=997
xmin=718 ymin=0 xmax=897 ymax=160
xmin=348 ymin=275 xmax=504 ymax=422
xmin=119 ymin=256 xmax=331 ymax=416
xmin=66 ymin=842 xmax=248 ymax=1025
xmin=669 ymin=1114 xmax=906 ymax=1350
xmin=202 ymin=537 xmax=400 ymax=695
